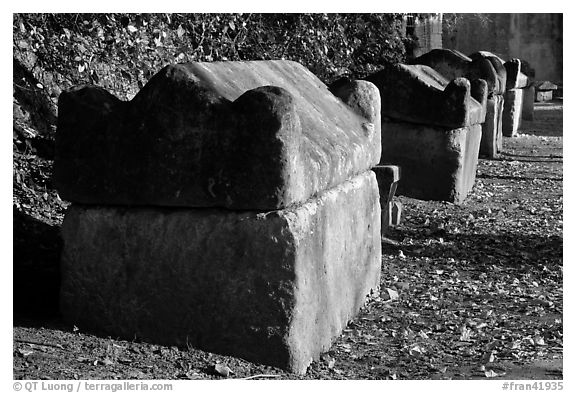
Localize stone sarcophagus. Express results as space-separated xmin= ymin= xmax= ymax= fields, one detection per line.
xmin=365 ymin=63 xmax=487 ymax=203
xmin=503 ymin=58 xmax=531 ymax=137
xmin=534 ymin=80 xmax=558 ymax=102
xmin=520 ymin=60 xmax=536 ymax=121
xmin=55 ymin=60 xmax=383 ymax=374
xmin=412 ymin=49 xmax=507 ymax=158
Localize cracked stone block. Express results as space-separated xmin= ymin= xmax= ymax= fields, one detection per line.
xmin=365 ymin=64 xmax=484 ymax=203
xmin=59 ymin=171 xmax=382 ymax=374
xmin=55 ymin=61 xmax=381 ymax=210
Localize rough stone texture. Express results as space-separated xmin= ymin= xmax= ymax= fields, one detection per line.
xmin=504 ymin=59 xmax=530 ymax=89
xmin=534 ymin=81 xmax=557 ymax=102
xmin=365 ymin=62 xmax=484 ymax=203
xmin=365 ymin=63 xmax=486 ymax=129
xmin=536 ymin=90 xmax=554 ymax=102
xmin=502 ymin=58 xmax=534 ymax=136
xmin=60 ymin=171 xmax=382 ymax=374
xmin=503 ymin=88 xmax=524 ymax=137
xmin=380 ymin=121 xmax=482 ymax=203
xmin=372 ymin=165 xmax=400 ymax=235
xmin=412 ymin=49 xmax=507 ymax=96
xmin=410 ymin=49 xmax=472 ymax=81
xmin=470 ymin=79 xmax=488 ymax=120
xmin=54 ymin=61 xmax=381 ymax=210
xmin=468 ymin=51 xmax=508 ymax=95
xmin=330 ymin=80 xmax=381 ymax=125
xmin=535 ymin=81 xmax=558 ymax=91
xmin=480 ymin=95 xmax=504 ymax=158
xmin=522 ymin=85 xmax=535 ymax=120
xmin=411 ymin=49 xmax=506 ymax=159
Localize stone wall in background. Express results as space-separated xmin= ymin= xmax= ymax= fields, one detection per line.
xmin=443 ymin=14 xmax=562 ymax=82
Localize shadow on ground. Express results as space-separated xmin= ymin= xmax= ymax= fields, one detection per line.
xmin=476 ymin=173 xmax=562 ymax=181
xmin=383 ymin=229 xmax=562 ymax=269
xmin=13 ymin=207 xmax=61 ymax=322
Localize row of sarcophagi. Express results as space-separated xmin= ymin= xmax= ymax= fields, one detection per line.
xmin=54 ymin=48 xmax=541 ymax=374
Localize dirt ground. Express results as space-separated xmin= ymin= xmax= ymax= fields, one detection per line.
xmin=13 ymin=101 xmax=563 ymax=381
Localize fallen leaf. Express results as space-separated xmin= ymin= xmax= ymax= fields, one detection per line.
xmin=409 ymin=344 xmax=425 ymax=356
xmin=101 ymin=358 xmax=114 ymax=366
xmin=213 ymin=363 xmax=233 ymax=377
xmin=534 ymin=337 xmax=546 ymax=346
xmin=324 ymin=355 xmax=336 ymax=369
xmin=386 ymin=288 xmax=399 ymax=301
xmin=459 ymin=326 xmax=472 ymax=341
xmin=18 ymin=348 xmax=33 ymax=357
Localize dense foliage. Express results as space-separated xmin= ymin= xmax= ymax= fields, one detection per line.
xmin=13 ymin=13 xmax=408 ymax=102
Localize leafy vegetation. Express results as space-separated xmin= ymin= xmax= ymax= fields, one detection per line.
xmin=13 ymin=13 xmax=408 ymax=102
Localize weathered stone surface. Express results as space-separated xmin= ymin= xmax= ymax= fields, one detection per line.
xmin=412 ymin=49 xmax=507 ymax=96
xmin=522 ymin=85 xmax=535 ymax=120
xmin=380 ymin=121 xmax=482 ymax=203
xmin=536 ymin=90 xmax=554 ymax=102
xmin=330 ymin=80 xmax=381 ymax=125
xmin=503 ymin=89 xmax=524 ymax=137
xmin=55 ymin=61 xmax=381 ymax=210
xmin=504 ymin=59 xmax=530 ymax=89
xmin=470 ymin=78 xmax=488 ymax=119
xmin=480 ymin=95 xmax=504 ymax=158
xmin=534 ymin=81 xmax=558 ymax=102
xmin=535 ymin=81 xmax=558 ymax=91
xmin=410 ymin=48 xmax=472 ymax=81
xmin=468 ymin=51 xmax=508 ymax=95
xmin=365 ymin=64 xmax=485 ymax=129
xmin=60 ymin=170 xmax=382 ymax=374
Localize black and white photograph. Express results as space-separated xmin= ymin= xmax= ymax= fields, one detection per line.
xmin=11 ymin=8 xmax=565 ymax=389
